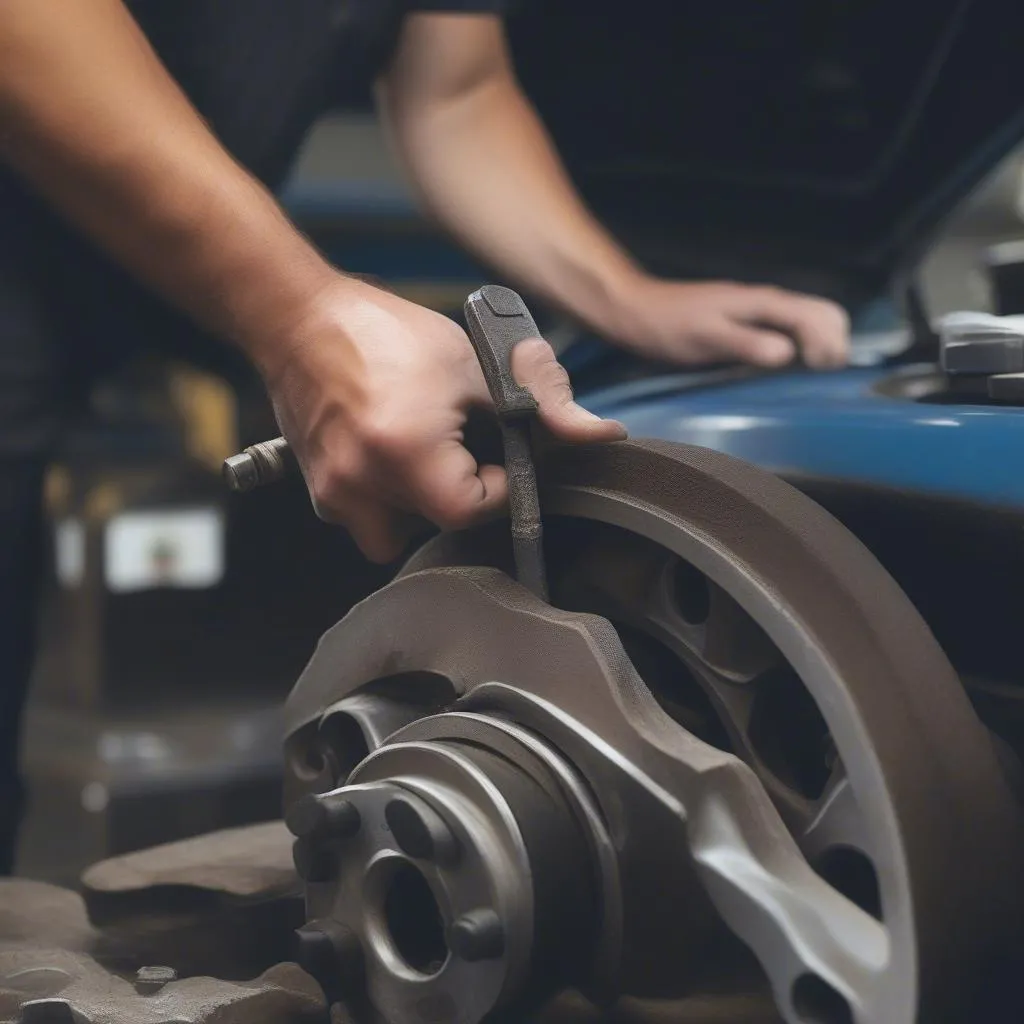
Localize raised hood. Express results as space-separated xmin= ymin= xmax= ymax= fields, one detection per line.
xmin=506 ymin=0 xmax=1024 ymax=308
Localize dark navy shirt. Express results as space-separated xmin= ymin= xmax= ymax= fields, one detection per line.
xmin=0 ymin=0 xmax=506 ymax=456
xmin=125 ymin=0 xmax=508 ymax=193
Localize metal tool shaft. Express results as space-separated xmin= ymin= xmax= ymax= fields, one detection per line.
xmin=463 ymin=285 xmax=549 ymax=600
xmin=222 ymin=436 xmax=291 ymax=493
xmin=501 ymin=419 xmax=547 ymax=599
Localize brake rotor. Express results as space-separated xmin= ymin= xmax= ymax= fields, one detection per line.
xmin=283 ymin=439 xmax=1024 ymax=1024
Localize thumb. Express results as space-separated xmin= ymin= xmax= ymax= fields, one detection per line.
xmin=511 ymin=338 xmax=627 ymax=443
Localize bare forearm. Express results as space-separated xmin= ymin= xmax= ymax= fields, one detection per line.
xmin=381 ymin=69 xmax=642 ymax=334
xmin=0 ymin=0 xmax=337 ymax=375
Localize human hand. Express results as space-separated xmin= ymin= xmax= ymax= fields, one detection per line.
xmin=610 ymin=277 xmax=850 ymax=370
xmin=261 ymin=277 xmax=626 ymax=563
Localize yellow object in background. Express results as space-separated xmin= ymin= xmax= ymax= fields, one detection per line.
xmin=168 ymin=365 xmax=239 ymax=475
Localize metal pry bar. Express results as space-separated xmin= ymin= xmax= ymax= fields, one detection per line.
xmin=463 ymin=285 xmax=548 ymax=601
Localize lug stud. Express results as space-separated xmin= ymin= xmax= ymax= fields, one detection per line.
xmin=134 ymin=965 xmax=177 ymax=994
xmin=384 ymin=794 xmax=459 ymax=867
xmin=294 ymin=919 xmax=363 ymax=1001
xmin=286 ymin=793 xmax=361 ymax=842
xmin=448 ymin=908 xmax=505 ymax=962
xmin=292 ymin=836 xmax=336 ymax=883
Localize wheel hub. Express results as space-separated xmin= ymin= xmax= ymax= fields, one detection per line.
xmin=290 ymin=718 xmax=599 ymax=1023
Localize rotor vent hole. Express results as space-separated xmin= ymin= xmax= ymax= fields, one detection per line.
xmin=288 ymin=728 xmax=327 ymax=782
xmin=747 ymin=666 xmax=833 ymax=800
xmin=318 ymin=713 xmax=370 ymax=783
xmin=672 ymin=559 xmax=711 ymax=624
xmin=816 ymin=846 xmax=882 ymax=920
xmin=384 ymin=862 xmax=448 ymax=975
xmin=615 ymin=622 xmax=733 ymax=751
xmin=303 ymin=746 xmax=325 ymax=775
xmin=792 ymin=974 xmax=854 ymax=1024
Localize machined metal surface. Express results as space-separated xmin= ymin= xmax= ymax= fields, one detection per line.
xmin=389 ymin=712 xmax=623 ymax=1006
xmin=305 ymin=751 xmax=535 ymax=1023
xmin=283 ymin=439 xmax=1024 ymax=1023
xmin=291 ymin=721 xmax=601 ymax=1022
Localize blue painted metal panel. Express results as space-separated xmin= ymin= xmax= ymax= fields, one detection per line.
xmin=581 ymin=367 xmax=1024 ymax=509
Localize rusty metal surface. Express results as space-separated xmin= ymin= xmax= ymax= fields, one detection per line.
xmin=82 ymin=820 xmax=296 ymax=902
xmin=282 ymin=439 xmax=1024 ymax=1024
xmin=75 ymin=822 xmax=301 ymax=982
xmin=0 ymin=871 xmax=327 ymax=1024
xmin=0 ymin=881 xmax=98 ymax=955
xmin=0 ymin=950 xmax=326 ymax=1024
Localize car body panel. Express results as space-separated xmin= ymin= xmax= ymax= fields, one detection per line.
xmin=582 ymin=363 xmax=1024 ymax=509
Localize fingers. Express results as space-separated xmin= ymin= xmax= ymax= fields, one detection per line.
xmin=357 ymin=339 xmax=622 ymax=549
xmin=326 ymin=497 xmax=422 ymax=565
xmin=719 ymin=324 xmax=797 ymax=368
xmin=407 ymin=441 xmax=509 ymax=532
xmin=742 ymin=288 xmax=850 ymax=369
xmin=321 ymin=450 xmax=509 ymax=560
xmin=510 ymin=338 xmax=627 ymax=443
xmin=293 ymin=322 xmax=624 ymax=565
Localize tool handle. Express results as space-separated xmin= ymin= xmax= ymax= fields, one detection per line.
xmin=223 ymin=436 xmax=291 ymax=493
xmin=463 ymin=285 xmax=541 ymax=417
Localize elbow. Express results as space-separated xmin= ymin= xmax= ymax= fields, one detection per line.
xmin=382 ymin=62 xmax=516 ymax=141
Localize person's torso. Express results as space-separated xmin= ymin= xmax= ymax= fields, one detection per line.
xmin=0 ymin=0 xmax=416 ymax=383
xmin=127 ymin=0 xmax=409 ymax=188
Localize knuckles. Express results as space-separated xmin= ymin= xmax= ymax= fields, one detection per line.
xmin=427 ymin=498 xmax=484 ymax=534
xmin=355 ymin=412 xmax=411 ymax=463
xmin=307 ymin=417 xmax=487 ymax=535
xmin=305 ymin=450 xmax=362 ymax=522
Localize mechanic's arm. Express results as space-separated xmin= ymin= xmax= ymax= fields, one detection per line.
xmin=379 ymin=14 xmax=849 ymax=369
xmin=0 ymin=0 xmax=335 ymax=369
xmin=0 ymin=0 xmax=621 ymax=562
